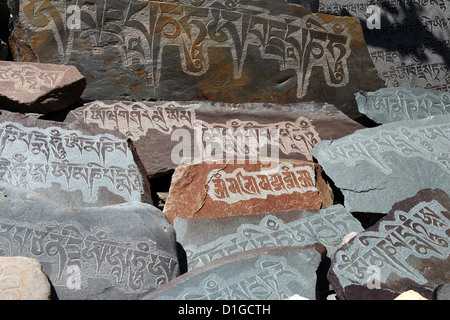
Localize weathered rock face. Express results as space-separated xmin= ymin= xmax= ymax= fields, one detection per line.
xmin=356 ymin=87 xmax=450 ymax=124
xmin=9 ymin=0 xmax=384 ymax=119
xmin=311 ymin=115 xmax=450 ymax=214
xmin=163 ymin=159 xmax=333 ymax=224
xmin=65 ymin=100 xmax=364 ymax=178
xmin=0 ymin=257 xmax=51 ymax=300
xmin=143 ymin=244 xmax=326 ymax=300
xmin=328 ymin=188 xmax=450 ymax=300
xmin=0 ymin=110 xmax=152 ymax=207
xmin=0 ymin=61 xmax=86 ymax=114
xmin=174 ymin=204 xmax=363 ymax=271
xmin=0 ymin=181 xmax=180 ymax=300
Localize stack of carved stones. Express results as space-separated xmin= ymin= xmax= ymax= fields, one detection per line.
xmin=0 ymin=0 xmax=448 ymax=300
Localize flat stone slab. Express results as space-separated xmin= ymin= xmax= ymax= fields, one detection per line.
xmin=0 ymin=257 xmax=51 ymax=300
xmin=0 ymin=181 xmax=180 ymax=300
xmin=143 ymin=244 xmax=326 ymax=300
xmin=317 ymin=1 xmax=450 ymax=94
xmin=311 ymin=115 xmax=450 ymax=214
xmin=65 ymin=100 xmax=364 ymax=178
xmin=163 ymin=159 xmax=333 ymax=224
xmin=328 ymin=188 xmax=450 ymax=300
xmin=175 ymin=204 xmax=363 ymax=271
xmin=9 ymin=0 xmax=384 ymax=119
xmin=356 ymin=87 xmax=450 ymax=124
xmin=0 ymin=110 xmax=152 ymax=207
xmin=0 ymin=61 xmax=86 ymax=114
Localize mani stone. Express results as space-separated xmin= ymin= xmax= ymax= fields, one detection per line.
xmin=174 ymin=204 xmax=363 ymax=271
xmin=8 ymin=0 xmax=384 ymax=119
xmin=163 ymin=159 xmax=334 ymax=224
xmin=317 ymin=1 xmax=450 ymax=94
xmin=0 ymin=61 xmax=86 ymax=114
xmin=356 ymin=87 xmax=450 ymax=124
xmin=311 ymin=114 xmax=450 ymax=214
xmin=0 ymin=257 xmax=51 ymax=300
xmin=0 ymin=181 xmax=180 ymax=300
xmin=0 ymin=110 xmax=152 ymax=208
xmin=65 ymin=100 xmax=364 ymax=178
xmin=328 ymin=188 xmax=450 ymax=300
xmin=143 ymin=244 xmax=327 ymax=300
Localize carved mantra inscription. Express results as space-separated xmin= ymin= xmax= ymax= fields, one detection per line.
xmin=0 ymin=220 xmax=178 ymax=293
xmin=334 ymin=198 xmax=450 ymax=286
xmin=207 ymin=162 xmax=317 ymax=204
xmin=21 ymin=0 xmax=351 ymax=98
xmin=0 ymin=64 xmax=62 ymax=93
xmin=71 ymin=101 xmax=321 ymax=160
xmin=0 ymin=122 xmax=143 ymax=203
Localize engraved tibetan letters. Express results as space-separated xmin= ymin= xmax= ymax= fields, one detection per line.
xmin=174 ymin=204 xmax=363 ymax=271
xmin=65 ymin=100 xmax=364 ymax=178
xmin=10 ymin=0 xmax=384 ymax=118
xmin=0 ymin=61 xmax=86 ymax=114
xmin=0 ymin=182 xmax=179 ymax=300
xmin=163 ymin=159 xmax=333 ymax=224
xmin=312 ymin=115 xmax=450 ymax=214
xmin=0 ymin=110 xmax=152 ymax=207
xmin=328 ymin=188 xmax=450 ymax=300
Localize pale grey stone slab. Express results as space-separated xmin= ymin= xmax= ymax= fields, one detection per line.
xmin=311 ymin=115 xmax=450 ymax=214
xmin=0 ymin=181 xmax=179 ymax=300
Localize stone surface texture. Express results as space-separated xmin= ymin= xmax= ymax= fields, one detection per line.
xmin=143 ymin=244 xmax=327 ymax=300
xmin=0 ymin=181 xmax=180 ymax=300
xmin=163 ymin=159 xmax=333 ymax=224
xmin=8 ymin=0 xmax=384 ymax=119
xmin=0 ymin=61 xmax=86 ymax=114
xmin=328 ymin=188 xmax=450 ymax=300
xmin=0 ymin=256 xmax=51 ymax=300
xmin=312 ymin=115 xmax=450 ymax=214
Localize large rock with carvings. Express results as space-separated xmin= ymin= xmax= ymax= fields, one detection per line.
xmin=328 ymin=188 xmax=450 ymax=300
xmin=65 ymin=100 xmax=364 ymax=178
xmin=311 ymin=115 xmax=450 ymax=214
xmin=0 ymin=61 xmax=86 ymax=114
xmin=0 ymin=110 xmax=152 ymax=207
xmin=174 ymin=204 xmax=363 ymax=271
xmin=8 ymin=0 xmax=384 ymax=119
xmin=163 ymin=159 xmax=333 ymax=224
xmin=0 ymin=181 xmax=180 ymax=300
xmin=356 ymin=87 xmax=450 ymax=124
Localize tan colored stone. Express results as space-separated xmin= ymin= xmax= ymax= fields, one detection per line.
xmin=394 ymin=290 xmax=428 ymax=301
xmin=0 ymin=257 xmax=51 ymax=300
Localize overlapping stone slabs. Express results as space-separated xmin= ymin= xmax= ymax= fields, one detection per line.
xmin=65 ymin=100 xmax=364 ymax=178
xmin=311 ymin=115 xmax=450 ymax=214
xmin=318 ymin=0 xmax=450 ymax=94
xmin=328 ymin=188 xmax=450 ymax=300
xmin=175 ymin=204 xmax=363 ymax=271
xmin=10 ymin=0 xmax=384 ymax=118
xmin=0 ymin=182 xmax=179 ymax=300
xmin=0 ymin=61 xmax=86 ymax=114
xmin=0 ymin=110 xmax=151 ymax=207
xmin=143 ymin=244 xmax=326 ymax=300
xmin=356 ymin=87 xmax=450 ymax=124
xmin=163 ymin=159 xmax=333 ymax=224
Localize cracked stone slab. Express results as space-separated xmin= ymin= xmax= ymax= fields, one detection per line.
xmin=0 ymin=181 xmax=180 ymax=300
xmin=9 ymin=0 xmax=384 ymax=119
xmin=311 ymin=115 xmax=450 ymax=214
xmin=356 ymin=87 xmax=450 ymax=124
xmin=0 ymin=61 xmax=86 ymax=114
xmin=328 ymin=188 xmax=450 ymax=300
xmin=0 ymin=110 xmax=152 ymax=208
xmin=0 ymin=257 xmax=51 ymax=300
xmin=174 ymin=204 xmax=363 ymax=271
xmin=163 ymin=159 xmax=334 ymax=224
xmin=64 ymin=100 xmax=364 ymax=178
xmin=143 ymin=244 xmax=327 ymax=300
